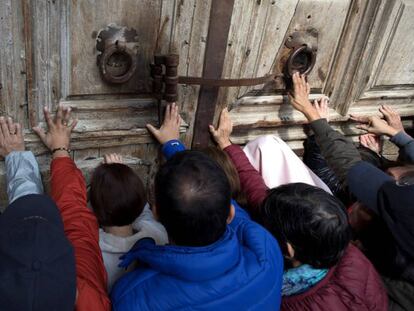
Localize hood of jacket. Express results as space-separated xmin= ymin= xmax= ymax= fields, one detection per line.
xmin=119 ymin=226 xmax=239 ymax=282
xmin=111 ymin=206 xmax=284 ymax=311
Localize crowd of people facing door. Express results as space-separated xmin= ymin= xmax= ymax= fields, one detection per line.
xmin=0 ymin=72 xmax=413 ymax=310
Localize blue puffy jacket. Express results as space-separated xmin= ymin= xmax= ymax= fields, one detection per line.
xmin=111 ymin=204 xmax=283 ymax=310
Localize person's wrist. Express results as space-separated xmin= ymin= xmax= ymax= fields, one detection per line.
xmin=303 ymin=107 xmax=321 ymax=122
xmin=159 ymin=134 xmax=179 ymax=145
xmin=50 ymin=141 xmax=70 ymax=151
xmin=52 ymin=150 xmax=71 ymax=159
xmin=217 ymin=139 xmax=232 ymax=149
xmin=50 ymin=140 xmax=71 ymax=158
xmin=159 ymin=139 xmax=172 ymax=145
xmin=384 ymin=126 xmax=399 ymax=137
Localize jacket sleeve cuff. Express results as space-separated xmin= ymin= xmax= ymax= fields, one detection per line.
xmin=161 ymin=139 xmax=186 ymax=160
xmin=5 ymin=151 xmax=44 ymax=203
xmin=390 ymin=131 xmax=413 ymax=147
xmin=309 ymin=118 xmax=332 ymax=136
xmin=51 ymin=156 xmax=75 ymax=169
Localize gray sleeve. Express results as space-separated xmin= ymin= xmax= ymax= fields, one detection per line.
xmin=310 ymin=118 xmax=362 ymax=188
xmin=5 ymin=151 xmax=44 ymax=204
xmin=390 ymin=131 xmax=414 ymax=163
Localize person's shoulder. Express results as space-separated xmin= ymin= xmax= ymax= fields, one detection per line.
xmin=231 ymin=204 xmax=283 ymax=268
xmin=282 ymin=245 xmax=387 ymax=310
xmin=111 ymin=267 xmax=160 ymax=306
xmin=335 ymin=244 xmax=378 ymax=274
xmin=329 ymin=244 xmax=387 ymax=303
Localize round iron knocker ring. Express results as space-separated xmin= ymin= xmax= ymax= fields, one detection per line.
xmin=99 ymin=44 xmax=138 ymax=84
xmin=286 ymin=45 xmax=316 ymax=77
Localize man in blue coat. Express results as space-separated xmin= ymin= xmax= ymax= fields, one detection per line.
xmin=111 ymin=103 xmax=283 ymax=310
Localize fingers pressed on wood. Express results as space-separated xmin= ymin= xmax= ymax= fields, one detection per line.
xmin=44 ymin=107 xmax=54 ymax=128
xmin=55 ymin=104 xmax=64 ymax=123
xmin=0 ymin=117 xmax=10 ymax=140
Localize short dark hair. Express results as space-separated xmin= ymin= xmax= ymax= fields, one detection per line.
xmin=155 ymin=151 xmax=231 ymax=246
xmin=90 ymin=163 xmax=146 ymax=227
xmin=261 ymin=183 xmax=351 ymax=268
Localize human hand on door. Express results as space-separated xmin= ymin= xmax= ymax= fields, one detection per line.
xmin=379 ymin=105 xmax=405 ymax=133
xmin=146 ymin=102 xmax=181 ymax=144
xmin=0 ymin=116 xmax=25 ymax=157
xmin=359 ymin=133 xmax=381 ymax=154
xmin=209 ymin=107 xmax=233 ymax=150
xmin=312 ymin=96 xmax=330 ymax=122
xmin=103 ymin=153 xmax=123 ymax=164
xmin=349 ymin=114 xmax=398 ymax=137
xmin=288 ymin=72 xmax=321 ymax=122
xmin=33 ymin=104 xmax=78 ymax=158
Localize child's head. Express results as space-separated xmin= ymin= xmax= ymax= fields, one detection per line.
xmin=90 ymin=163 xmax=146 ymax=227
xmin=155 ymin=150 xmax=232 ymax=246
xmin=261 ymin=183 xmax=351 ymax=269
xmin=200 ymin=146 xmax=247 ymax=207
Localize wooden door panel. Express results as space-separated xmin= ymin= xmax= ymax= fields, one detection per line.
xmin=355 ymin=0 xmax=414 ymax=107
xmin=69 ymin=0 xmax=161 ymax=95
xmin=374 ymin=1 xmax=414 ymax=86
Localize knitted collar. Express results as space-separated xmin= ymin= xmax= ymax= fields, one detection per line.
xmin=282 ymin=264 xmax=328 ymax=296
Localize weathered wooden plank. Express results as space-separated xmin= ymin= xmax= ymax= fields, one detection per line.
xmin=359 ymin=89 xmax=414 ymax=100
xmin=169 ymin=0 xmax=195 ymax=61
xmin=231 ymin=119 xmax=413 ymax=145
xmin=0 ymin=0 xmax=27 ymax=126
xmin=61 ymin=97 xmax=156 ymax=109
xmin=26 ymin=0 xmax=61 ymax=125
xmin=37 ymin=97 xmax=189 ymax=133
xmin=179 ymin=0 xmax=211 ymax=147
xmin=296 ymin=0 xmax=352 ymax=90
xmin=368 ymin=0 xmax=405 ymax=89
xmin=166 ymin=0 xmax=212 ymax=147
xmin=22 ymin=119 xmax=189 ymax=157
xmin=229 ymin=94 xmax=414 ymax=128
xmin=254 ymin=1 xmax=298 ymax=80
xmin=375 ymin=1 xmax=414 ymax=86
xmin=215 ymin=0 xmax=257 ymax=116
xmin=165 ymin=0 xmax=195 ymax=145
xmin=157 ymin=0 xmax=175 ymax=54
xmin=325 ymin=0 xmax=384 ymax=114
xmin=236 ymin=0 xmax=271 ymax=98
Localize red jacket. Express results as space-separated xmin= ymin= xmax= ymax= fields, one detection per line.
xmin=51 ymin=157 xmax=111 ymax=310
xmin=224 ymin=144 xmax=388 ymax=310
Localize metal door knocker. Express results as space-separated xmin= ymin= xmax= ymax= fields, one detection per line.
xmin=284 ymin=28 xmax=318 ymax=77
xmin=96 ymin=24 xmax=139 ymax=84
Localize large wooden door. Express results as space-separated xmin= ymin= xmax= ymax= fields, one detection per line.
xmin=1 ymin=0 xmax=413 ymax=206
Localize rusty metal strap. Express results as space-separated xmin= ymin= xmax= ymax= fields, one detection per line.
xmin=192 ymin=0 xmax=236 ymax=148
xmin=178 ymin=74 xmax=275 ymax=87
